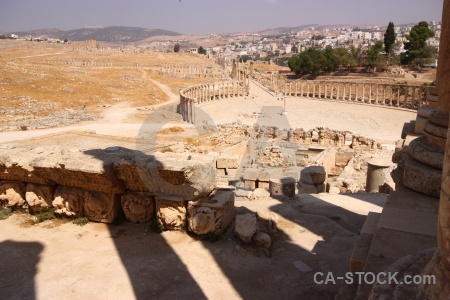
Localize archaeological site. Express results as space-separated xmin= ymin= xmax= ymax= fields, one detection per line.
xmin=0 ymin=1 xmax=449 ymax=299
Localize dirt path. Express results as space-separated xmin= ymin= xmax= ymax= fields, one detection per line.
xmin=0 ymin=77 xmax=181 ymax=143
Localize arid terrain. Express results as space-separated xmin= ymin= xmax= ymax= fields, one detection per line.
xmin=0 ymin=38 xmax=434 ymax=300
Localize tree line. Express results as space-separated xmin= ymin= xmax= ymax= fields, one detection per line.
xmin=288 ymin=21 xmax=437 ymax=76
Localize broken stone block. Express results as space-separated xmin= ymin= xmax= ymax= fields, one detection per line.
xmin=235 ymin=213 xmax=257 ymax=244
xmin=155 ymin=197 xmax=186 ymax=230
xmin=329 ymin=186 xmax=341 ymax=195
xmin=216 ymin=154 xmax=239 ymax=169
xmin=187 ymin=190 xmax=235 ymax=235
xmin=25 ymin=183 xmax=56 ymax=213
xmin=0 ymin=181 xmax=26 ymax=208
xmin=252 ymin=231 xmax=272 ymax=248
xmin=84 ymin=191 xmax=121 ymax=223
xmin=269 ymin=177 xmax=296 ymax=197
xmin=235 ymin=188 xmax=251 ymax=198
xmin=53 ymin=186 xmax=85 ymax=217
xmin=300 ymin=166 xmax=327 ymax=185
xmin=121 ymin=193 xmax=154 ymax=224
xmin=248 ymin=188 xmax=270 ymax=200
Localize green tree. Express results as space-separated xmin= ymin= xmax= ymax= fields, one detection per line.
xmin=384 ymin=22 xmax=396 ymax=54
xmin=333 ymin=47 xmax=356 ymax=71
xmin=288 ymin=47 xmax=327 ymax=77
xmin=174 ymin=43 xmax=180 ymax=53
xmin=401 ymin=21 xmax=435 ymax=66
xmin=366 ymin=41 xmax=386 ymax=72
xmin=350 ymin=45 xmax=364 ymax=67
xmin=198 ymin=46 xmax=207 ymax=55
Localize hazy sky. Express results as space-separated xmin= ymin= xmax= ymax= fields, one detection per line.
xmin=0 ymin=0 xmax=444 ymax=34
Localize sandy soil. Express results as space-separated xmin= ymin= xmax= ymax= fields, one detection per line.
xmin=0 ymin=193 xmax=385 ymax=300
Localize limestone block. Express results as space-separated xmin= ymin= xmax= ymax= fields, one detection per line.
xmin=414 ymin=116 xmax=427 ymax=134
xmin=216 ymin=154 xmax=239 ymax=169
xmin=217 ymin=168 xmax=226 ymax=176
xmin=248 ymin=188 xmax=270 ymax=200
xmin=84 ymin=191 xmax=121 ymax=223
xmin=235 ymin=188 xmax=251 ymax=198
xmin=53 ymin=186 xmax=85 ymax=217
xmin=0 ymin=181 xmax=26 ymax=208
xmin=270 ymin=177 xmax=296 ymax=197
xmin=258 ymin=181 xmax=270 ymax=191
xmin=300 ymin=166 xmax=327 ymax=185
xmin=243 ymin=168 xmax=259 ymax=181
xmin=187 ymin=190 xmax=235 ymax=235
xmin=244 ymin=180 xmax=256 ymax=190
xmin=235 ymin=214 xmax=257 ymax=244
xmin=121 ymin=193 xmax=154 ymax=224
xmin=26 ymin=183 xmax=56 ymax=213
xmin=155 ymin=197 xmax=186 ymax=230
xmin=149 ymin=153 xmax=217 ymax=201
xmin=226 ymin=168 xmax=238 ymax=177
xmin=252 ymin=231 xmax=271 ymax=248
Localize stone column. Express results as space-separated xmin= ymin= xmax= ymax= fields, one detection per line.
xmin=365 ymin=159 xmax=391 ymax=193
xmin=419 ymin=1 xmax=450 ymax=297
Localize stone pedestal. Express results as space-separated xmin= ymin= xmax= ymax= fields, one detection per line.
xmin=365 ymin=159 xmax=391 ymax=193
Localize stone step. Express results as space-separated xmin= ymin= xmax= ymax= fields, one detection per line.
xmin=354 ymin=188 xmax=439 ymax=299
xmin=350 ymin=212 xmax=381 ymax=272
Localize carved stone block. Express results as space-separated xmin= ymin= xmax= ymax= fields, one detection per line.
xmin=187 ymin=190 xmax=235 ymax=235
xmin=121 ymin=193 xmax=154 ymax=224
xmin=84 ymin=191 xmax=121 ymax=223
xmin=0 ymin=181 xmax=26 ymax=208
xmin=155 ymin=197 xmax=186 ymax=230
xmin=53 ymin=186 xmax=85 ymax=217
xmin=25 ymin=183 xmax=56 ymax=213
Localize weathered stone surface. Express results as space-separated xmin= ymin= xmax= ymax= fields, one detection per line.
xmin=248 ymin=188 xmax=271 ymax=200
xmin=269 ymin=177 xmax=296 ymax=197
xmin=408 ymin=136 xmax=444 ymax=169
xmin=0 ymin=145 xmax=58 ymax=184
xmin=187 ymin=190 xmax=235 ymax=235
xmin=235 ymin=213 xmax=257 ymax=243
xmin=403 ymin=154 xmax=441 ymax=198
xmin=252 ymin=231 xmax=271 ymax=248
xmin=216 ymin=154 xmax=239 ymax=169
xmin=0 ymin=181 xmax=26 ymax=208
xmin=121 ymin=193 xmax=154 ymax=224
xmin=25 ymin=183 xmax=56 ymax=212
xmin=31 ymin=147 xmax=125 ymax=194
xmin=155 ymin=197 xmax=186 ymax=230
xmin=84 ymin=191 xmax=121 ymax=223
xmin=300 ymin=166 xmax=327 ymax=185
xmin=53 ymin=186 xmax=85 ymax=217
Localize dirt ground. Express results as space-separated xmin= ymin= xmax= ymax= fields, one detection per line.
xmin=0 ymin=193 xmax=385 ymax=300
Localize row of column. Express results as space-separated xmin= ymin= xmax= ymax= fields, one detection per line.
xmin=283 ymin=81 xmax=431 ymax=109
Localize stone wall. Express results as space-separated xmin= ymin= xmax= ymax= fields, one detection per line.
xmin=0 ymin=145 xmax=234 ymax=235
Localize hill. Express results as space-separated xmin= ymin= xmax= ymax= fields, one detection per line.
xmin=9 ymin=26 xmax=182 ymax=43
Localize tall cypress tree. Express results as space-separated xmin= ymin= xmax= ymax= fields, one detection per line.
xmin=384 ymin=22 xmax=396 ymax=53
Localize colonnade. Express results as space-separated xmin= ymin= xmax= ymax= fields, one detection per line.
xmin=179 ymin=81 xmax=248 ymax=123
xmin=281 ymin=81 xmax=432 ymax=109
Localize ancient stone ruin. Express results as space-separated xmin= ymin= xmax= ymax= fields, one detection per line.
xmin=0 ymin=145 xmax=234 ymax=236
